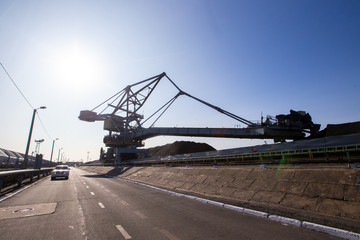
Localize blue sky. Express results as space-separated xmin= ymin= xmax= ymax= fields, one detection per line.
xmin=1 ymin=0 xmax=359 ymax=162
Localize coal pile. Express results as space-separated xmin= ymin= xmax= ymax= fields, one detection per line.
xmin=147 ymin=141 xmax=216 ymax=158
xmin=316 ymin=121 xmax=360 ymax=137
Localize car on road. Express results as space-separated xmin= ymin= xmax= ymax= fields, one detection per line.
xmin=51 ymin=165 xmax=70 ymax=180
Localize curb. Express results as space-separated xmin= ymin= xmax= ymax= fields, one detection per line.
xmin=268 ymin=215 xmax=302 ymax=227
xmin=302 ymin=222 xmax=360 ymax=240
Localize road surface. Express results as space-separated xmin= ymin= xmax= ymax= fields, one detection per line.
xmin=0 ymin=167 xmax=340 ymax=240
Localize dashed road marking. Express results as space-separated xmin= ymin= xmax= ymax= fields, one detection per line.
xmin=86 ymin=186 xmax=89 ymax=189
xmin=134 ymin=210 xmax=147 ymax=219
xmin=98 ymin=202 xmax=105 ymax=208
xmin=90 ymin=192 xmax=95 ymax=196
xmin=116 ymin=225 xmax=132 ymax=239
xmin=158 ymin=229 xmax=181 ymax=240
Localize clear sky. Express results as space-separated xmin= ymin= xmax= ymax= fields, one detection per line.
xmin=1 ymin=0 xmax=359 ymax=162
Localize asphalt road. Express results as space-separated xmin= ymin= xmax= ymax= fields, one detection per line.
xmin=0 ymin=167 xmax=340 ymax=240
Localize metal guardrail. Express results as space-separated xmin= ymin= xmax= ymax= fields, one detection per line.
xmin=0 ymin=168 xmax=53 ymax=192
xmin=208 ymin=144 xmax=360 ymax=165
xmin=187 ymin=144 xmax=359 ymax=166
xmin=85 ymin=143 xmax=360 ymax=167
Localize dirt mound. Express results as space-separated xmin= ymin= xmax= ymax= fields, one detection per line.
xmin=316 ymin=121 xmax=360 ymax=137
xmin=147 ymin=141 xmax=216 ymax=157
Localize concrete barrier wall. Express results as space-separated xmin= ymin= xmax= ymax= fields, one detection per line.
xmin=80 ymin=165 xmax=360 ymax=231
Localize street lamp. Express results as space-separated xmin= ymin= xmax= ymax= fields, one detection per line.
xmin=23 ymin=106 xmax=46 ymax=169
xmin=50 ymin=138 xmax=59 ymax=163
xmin=57 ymin=148 xmax=63 ymax=163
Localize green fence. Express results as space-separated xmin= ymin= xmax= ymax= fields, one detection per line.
xmin=132 ymin=143 xmax=360 ymax=166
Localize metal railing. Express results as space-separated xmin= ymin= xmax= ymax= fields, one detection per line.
xmin=0 ymin=168 xmax=53 ymax=193
xmin=85 ymin=143 xmax=360 ymax=167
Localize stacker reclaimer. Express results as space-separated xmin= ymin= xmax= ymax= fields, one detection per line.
xmin=79 ymin=73 xmax=320 ymax=162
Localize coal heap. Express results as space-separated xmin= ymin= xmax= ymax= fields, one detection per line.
xmin=316 ymin=121 xmax=360 ymax=137
xmin=147 ymin=141 xmax=216 ymax=158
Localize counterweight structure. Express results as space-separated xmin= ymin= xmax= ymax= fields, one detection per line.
xmin=79 ymin=73 xmax=320 ymax=161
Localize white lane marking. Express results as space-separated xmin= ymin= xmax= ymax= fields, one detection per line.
xmin=86 ymin=186 xmax=89 ymax=189
xmin=134 ymin=210 xmax=147 ymax=219
xmin=116 ymin=225 xmax=132 ymax=239
xmin=98 ymin=202 xmax=105 ymax=208
xmin=158 ymin=229 xmax=181 ymax=240
xmin=90 ymin=192 xmax=95 ymax=195
xmin=83 ymin=182 xmax=86 ymax=185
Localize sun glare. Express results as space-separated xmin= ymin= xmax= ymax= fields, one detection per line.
xmin=49 ymin=42 xmax=101 ymax=91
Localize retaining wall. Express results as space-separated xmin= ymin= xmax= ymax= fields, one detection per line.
xmin=80 ymin=164 xmax=360 ymax=232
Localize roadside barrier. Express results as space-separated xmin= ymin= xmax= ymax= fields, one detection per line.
xmin=0 ymin=168 xmax=53 ymax=193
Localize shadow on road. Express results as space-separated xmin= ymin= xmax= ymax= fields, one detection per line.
xmin=106 ymin=166 xmax=134 ymax=176
xmin=80 ymin=166 xmax=144 ymax=178
xmin=50 ymin=178 xmax=68 ymax=181
xmin=81 ymin=174 xmax=109 ymax=178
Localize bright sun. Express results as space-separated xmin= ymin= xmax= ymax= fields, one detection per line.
xmin=50 ymin=42 xmax=101 ymax=91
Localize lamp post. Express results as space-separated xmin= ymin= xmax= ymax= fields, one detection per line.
xmin=50 ymin=138 xmax=59 ymax=164
xmin=57 ymin=148 xmax=63 ymax=163
xmin=23 ymin=106 xmax=46 ymax=169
